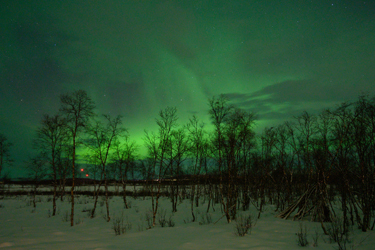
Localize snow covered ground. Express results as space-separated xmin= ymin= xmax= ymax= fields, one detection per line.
xmin=0 ymin=190 xmax=374 ymax=249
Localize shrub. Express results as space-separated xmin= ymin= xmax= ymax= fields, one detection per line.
xmin=312 ymin=228 xmax=320 ymax=247
xmin=199 ymin=212 xmax=212 ymax=225
xmin=26 ymin=199 xmax=33 ymax=207
xmin=167 ymin=215 xmax=175 ymax=227
xmin=112 ymin=217 xmax=126 ymax=235
xmin=75 ymin=217 xmax=84 ymax=225
xmin=82 ymin=208 xmax=95 ymax=218
xmin=62 ymin=210 xmax=70 ymax=222
xmin=183 ymin=217 xmax=192 ymax=224
xmin=158 ymin=208 xmax=167 ymax=227
xmin=296 ymin=222 xmax=308 ymax=246
xmin=77 ymin=197 xmax=89 ymax=204
xmin=145 ymin=210 xmax=153 ymax=228
xmin=137 ymin=220 xmax=145 ymax=232
xmin=102 ymin=213 xmax=109 ymax=221
xmin=327 ymin=216 xmax=350 ymax=250
xmin=234 ymin=214 xmax=254 ymax=237
xmin=112 ymin=213 xmax=132 ymax=236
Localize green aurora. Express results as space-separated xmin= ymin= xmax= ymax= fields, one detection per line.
xmin=1 ymin=1 xmax=375 ymax=178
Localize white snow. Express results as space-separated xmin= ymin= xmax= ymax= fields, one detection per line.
xmin=0 ymin=187 xmax=374 ymax=250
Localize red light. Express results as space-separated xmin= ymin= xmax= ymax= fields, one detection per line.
xmin=85 ymin=174 xmax=89 ymax=177
xmin=81 ymin=168 xmax=84 ymax=172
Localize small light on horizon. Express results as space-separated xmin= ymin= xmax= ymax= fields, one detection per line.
xmin=81 ymin=168 xmax=84 ymax=172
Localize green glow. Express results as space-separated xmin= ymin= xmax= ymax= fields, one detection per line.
xmin=1 ymin=1 xmax=375 ymax=178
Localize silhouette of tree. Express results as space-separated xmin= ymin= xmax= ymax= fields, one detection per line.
xmin=59 ymin=89 xmax=95 ymax=226
xmin=0 ymin=133 xmax=13 ymax=178
xmin=34 ymin=114 xmax=67 ymax=215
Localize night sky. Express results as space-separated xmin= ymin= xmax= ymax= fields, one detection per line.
xmin=1 ymin=1 xmax=375 ymax=178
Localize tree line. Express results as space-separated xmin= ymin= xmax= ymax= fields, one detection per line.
xmin=1 ymin=90 xmax=375 ymax=232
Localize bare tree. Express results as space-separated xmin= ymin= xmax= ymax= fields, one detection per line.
xmin=208 ymin=95 xmax=233 ymax=177
xmin=57 ymin=144 xmax=72 ymax=201
xmin=208 ymin=96 xmax=257 ymax=222
xmin=86 ymin=115 xmax=126 ymax=221
xmin=34 ymin=114 xmax=67 ymax=215
xmin=278 ymin=108 xmax=349 ymax=234
xmin=187 ymin=115 xmax=207 ymax=221
xmin=113 ymin=136 xmax=138 ymax=209
xmin=144 ymin=106 xmax=178 ymax=227
xmin=26 ymin=153 xmax=47 ymax=208
xmin=59 ymin=89 xmax=95 ymax=226
xmin=294 ymin=111 xmax=317 ymax=183
xmin=0 ymin=133 xmax=13 ymax=178
xmin=208 ymin=95 xmax=234 ymax=223
xmin=168 ymin=126 xmax=189 ymax=212
xmin=351 ymin=95 xmax=375 ymax=231
xmin=215 ymin=108 xmax=253 ymax=220
xmin=227 ymin=110 xmax=257 ymax=213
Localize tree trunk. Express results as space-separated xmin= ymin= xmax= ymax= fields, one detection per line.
xmin=191 ymin=184 xmax=196 ymax=222
xmin=53 ymin=181 xmax=57 ymax=216
xmin=122 ymin=181 xmax=129 ymax=209
xmin=104 ymin=171 xmax=110 ymax=222
xmin=91 ymin=180 xmax=103 ymax=218
xmin=70 ymin=146 xmax=75 ymax=227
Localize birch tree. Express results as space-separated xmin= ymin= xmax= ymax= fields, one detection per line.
xmin=59 ymin=89 xmax=95 ymax=226
xmin=0 ymin=133 xmax=13 ymax=178
xmin=86 ymin=115 xmax=126 ymax=221
xmin=144 ymin=106 xmax=178 ymax=227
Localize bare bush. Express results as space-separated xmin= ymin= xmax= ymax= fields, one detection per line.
xmin=167 ymin=215 xmax=175 ymax=227
xmin=296 ymin=222 xmax=308 ymax=246
xmin=199 ymin=212 xmax=212 ymax=225
xmin=77 ymin=197 xmax=89 ymax=204
xmin=82 ymin=208 xmax=95 ymax=218
xmin=75 ymin=217 xmax=84 ymax=225
xmin=62 ymin=210 xmax=70 ymax=222
xmin=145 ymin=210 xmax=153 ymax=229
xmin=102 ymin=213 xmax=109 ymax=221
xmin=234 ymin=214 xmax=254 ymax=236
xmin=126 ymin=200 xmax=132 ymax=209
xmin=183 ymin=217 xmax=192 ymax=224
xmin=312 ymin=228 xmax=320 ymax=247
xmin=112 ymin=212 xmax=132 ymax=236
xmin=137 ymin=219 xmax=145 ymax=232
xmin=327 ymin=217 xmax=350 ymax=250
xmin=158 ymin=208 xmax=167 ymax=227
xmin=112 ymin=217 xmax=126 ymax=235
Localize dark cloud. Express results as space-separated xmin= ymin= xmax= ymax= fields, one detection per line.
xmin=1 ymin=10 xmax=78 ymax=107
xmin=224 ymin=79 xmax=352 ymax=121
xmin=187 ymin=110 xmax=199 ymax=115
xmin=225 ymin=80 xmax=321 ymax=106
xmin=227 ymin=77 xmax=375 ymax=110
xmin=100 ymin=75 xmax=146 ymax=118
xmin=153 ymin=1 xmax=200 ymax=61
xmin=250 ymin=80 xmax=331 ymax=103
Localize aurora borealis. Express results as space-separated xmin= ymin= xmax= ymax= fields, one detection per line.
xmin=1 ymin=1 xmax=375 ymax=178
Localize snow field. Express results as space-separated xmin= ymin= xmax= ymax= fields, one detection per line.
xmin=0 ymin=193 xmax=374 ymax=250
